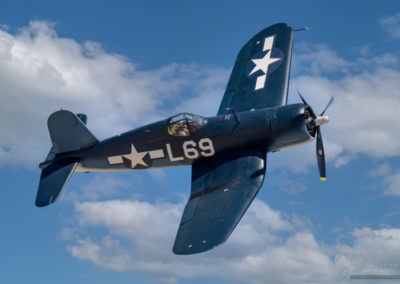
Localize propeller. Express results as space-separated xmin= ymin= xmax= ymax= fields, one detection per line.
xmin=293 ymin=84 xmax=333 ymax=181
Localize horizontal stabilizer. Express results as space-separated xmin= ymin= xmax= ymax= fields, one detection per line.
xmin=48 ymin=110 xmax=98 ymax=154
xmin=35 ymin=159 xmax=78 ymax=207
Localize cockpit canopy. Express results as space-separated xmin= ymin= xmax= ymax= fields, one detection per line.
xmin=167 ymin=113 xmax=207 ymax=136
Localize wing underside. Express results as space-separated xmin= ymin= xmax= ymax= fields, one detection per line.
xmin=173 ymin=150 xmax=266 ymax=255
xmin=218 ymin=23 xmax=294 ymax=115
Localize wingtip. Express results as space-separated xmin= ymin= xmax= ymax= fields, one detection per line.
xmin=172 ymin=240 xmax=217 ymax=255
xmin=35 ymin=198 xmax=51 ymax=207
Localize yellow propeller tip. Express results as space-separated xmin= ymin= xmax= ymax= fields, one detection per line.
xmin=320 ymin=177 xmax=326 ymax=181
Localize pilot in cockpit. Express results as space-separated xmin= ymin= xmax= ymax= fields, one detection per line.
xmin=169 ymin=120 xmax=189 ymax=136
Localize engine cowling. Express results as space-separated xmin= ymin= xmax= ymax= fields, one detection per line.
xmin=268 ymin=104 xmax=315 ymax=152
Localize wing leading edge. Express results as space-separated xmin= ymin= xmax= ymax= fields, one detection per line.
xmin=218 ymin=23 xmax=294 ymax=115
xmin=173 ymin=150 xmax=266 ymax=255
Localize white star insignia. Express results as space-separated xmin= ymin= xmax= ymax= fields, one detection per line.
xmin=248 ymin=35 xmax=281 ymax=90
xmin=123 ymin=145 xmax=148 ymax=168
xmin=249 ymin=50 xmax=280 ymax=76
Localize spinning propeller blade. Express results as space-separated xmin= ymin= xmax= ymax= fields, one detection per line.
xmin=293 ymin=83 xmax=308 ymax=106
xmin=320 ymin=96 xmax=334 ymax=116
xmin=316 ymin=126 xmax=325 ymax=180
xmin=294 ymin=84 xmax=333 ymax=181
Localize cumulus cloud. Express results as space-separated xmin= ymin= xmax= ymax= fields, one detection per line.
xmin=68 ymin=236 xmax=132 ymax=272
xmin=0 ymin=21 xmax=228 ymax=168
xmin=66 ymin=197 xmax=338 ymax=284
xmin=63 ymin=194 xmax=400 ymax=283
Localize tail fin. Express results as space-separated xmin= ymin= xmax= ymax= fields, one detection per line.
xmin=48 ymin=110 xmax=98 ymax=154
xmin=35 ymin=111 xmax=98 ymax=207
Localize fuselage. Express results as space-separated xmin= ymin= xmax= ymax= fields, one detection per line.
xmin=71 ymin=103 xmax=314 ymax=172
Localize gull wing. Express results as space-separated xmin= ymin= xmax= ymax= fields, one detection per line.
xmin=218 ymin=23 xmax=293 ymax=115
xmin=173 ymin=150 xmax=266 ymax=255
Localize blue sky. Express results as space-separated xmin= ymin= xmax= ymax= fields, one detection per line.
xmin=2 ymin=1 xmax=400 ymax=283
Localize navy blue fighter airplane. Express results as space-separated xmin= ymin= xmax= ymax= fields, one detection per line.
xmin=36 ymin=23 xmax=333 ymax=255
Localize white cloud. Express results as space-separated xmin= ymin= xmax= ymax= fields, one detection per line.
xmin=380 ymin=12 xmax=400 ymax=39
xmin=66 ymin=197 xmax=338 ymax=284
xmin=65 ymin=195 xmax=400 ymax=283
xmin=0 ymin=21 xmax=228 ymax=168
xmin=68 ymin=236 xmax=132 ymax=272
